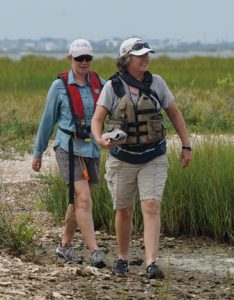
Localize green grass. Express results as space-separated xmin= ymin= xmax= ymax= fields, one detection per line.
xmin=36 ymin=172 xmax=68 ymax=224
xmin=0 ymin=202 xmax=37 ymax=255
xmin=161 ymin=138 xmax=234 ymax=242
xmin=149 ymin=56 xmax=234 ymax=90
xmin=1 ymin=55 xmax=234 ymax=91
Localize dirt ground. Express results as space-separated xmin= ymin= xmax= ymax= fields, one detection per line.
xmin=0 ymin=147 xmax=233 ymax=300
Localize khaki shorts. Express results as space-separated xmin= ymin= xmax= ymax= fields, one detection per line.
xmin=105 ymin=154 xmax=168 ymax=209
xmin=55 ymin=147 xmax=99 ymax=184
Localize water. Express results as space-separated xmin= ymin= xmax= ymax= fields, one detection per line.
xmin=1 ymin=49 xmax=234 ymax=60
xmin=0 ymin=52 xmax=116 ymax=61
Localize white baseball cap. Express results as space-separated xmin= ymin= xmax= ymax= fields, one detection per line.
xmin=119 ymin=38 xmax=155 ymax=57
xmin=69 ymin=39 xmax=94 ymax=57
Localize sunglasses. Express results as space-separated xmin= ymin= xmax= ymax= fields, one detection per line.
xmin=73 ymin=55 xmax=93 ymax=62
xmin=131 ymin=42 xmax=150 ymax=51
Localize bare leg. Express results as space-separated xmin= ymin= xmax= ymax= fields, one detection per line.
xmin=115 ymin=204 xmax=134 ymax=260
xmin=141 ymin=199 xmax=161 ymax=266
xmin=74 ymin=180 xmax=98 ymax=252
xmin=61 ymin=204 xmax=77 ymax=246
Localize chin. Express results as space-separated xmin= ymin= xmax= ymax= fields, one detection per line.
xmin=79 ymin=69 xmax=89 ymax=74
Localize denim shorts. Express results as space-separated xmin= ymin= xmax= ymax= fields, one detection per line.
xmin=55 ymin=147 xmax=100 ymax=184
xmin=105 ymin=153 xmax=168 ymax=209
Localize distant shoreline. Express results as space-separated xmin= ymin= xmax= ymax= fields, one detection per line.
xmin=1 ymin=49 xmax=234 ymax=60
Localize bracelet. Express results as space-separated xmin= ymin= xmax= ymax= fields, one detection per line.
xmin=182 ymin=146 xmax=192 ymax=151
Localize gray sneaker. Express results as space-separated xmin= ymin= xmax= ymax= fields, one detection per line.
xmin=56 ymin=243 xmax=83 ymax=264
xmin=90 ymin=249 xmax=106 ymax=269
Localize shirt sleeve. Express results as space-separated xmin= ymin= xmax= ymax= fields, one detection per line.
xmin=100 ymin=77 xmax=106 ymax=86
xmin=33 ymin=80 xmax=61 ymax=157
xmin=151 ymin=75 xmax=174 ymax=109
xmin=96 ymin=80 xmax=116 ymax=113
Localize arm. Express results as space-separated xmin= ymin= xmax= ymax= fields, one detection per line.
xmin=32 ymin=80 xmax=60 ymax=171
xmin=91 ymin=105 xmax=116 ymax=149
xmin=165 ymin=100 xmax=192 ymax=168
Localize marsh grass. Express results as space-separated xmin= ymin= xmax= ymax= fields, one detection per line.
xmin=0 ymin=91 xmax=47 ymax=156
xmin=161 ymin=138 xmax=234 ymax=242
xmin=1 ymin=55 xmax=234 ymax=91
xmin=0 ymin=201 xmax=37 ymax=255
xmin=91 ymin=151 xmax=114 ymax=232
xmin=149 ymin=56 xmax=234 ymax=90
xmin=36 ymin=172 xmax=68 ymax=224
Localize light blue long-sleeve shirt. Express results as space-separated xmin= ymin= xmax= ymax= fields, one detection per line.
xmin=33 ymin=70 xmax=105 ymax=158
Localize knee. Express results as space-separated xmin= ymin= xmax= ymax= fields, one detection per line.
xmin=75 ymin=195 xmax=92 ymax=212
xmin=142 ymin=200 xmax=160 ymax=217
xmin=117 ymin=206 xmax=133 ymax=220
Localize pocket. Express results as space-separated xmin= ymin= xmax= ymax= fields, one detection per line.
xmin=107 ymin=119 xmax=128 ymax=132
xmin=74 ymin=116 xmax=90 ymax=139
xmin=147 ymin=118 xmax=166 ymax=141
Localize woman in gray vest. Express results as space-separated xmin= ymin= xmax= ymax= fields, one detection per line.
xmin=91 ymin=37 xmax=192 ymax=279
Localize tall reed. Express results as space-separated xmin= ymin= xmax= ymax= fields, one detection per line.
xmin=161 ymin=138 xmax=233 ymax=242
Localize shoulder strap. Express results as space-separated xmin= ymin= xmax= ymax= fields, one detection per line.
xmin=110 ymin=72 xmax=126 ymax=97
xmin=90 ymin=71 xmax=104 ymax=88
xmin=88 ymin=71 xmax=103 ymax=103
xmin=57 ymin=71 xmax=78 ymax=128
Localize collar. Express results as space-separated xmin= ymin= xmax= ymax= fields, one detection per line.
xmin=68 ymin=70 xmax=90 ymax=86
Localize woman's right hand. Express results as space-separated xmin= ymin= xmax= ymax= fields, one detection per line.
xmin=96 ymin=137 xmax=117 ymax=149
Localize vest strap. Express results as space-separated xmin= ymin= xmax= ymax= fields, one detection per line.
xmin=136 ymin=108 xmax=158 ymax=114
xmin=128 ymin=131 xmax=147 ymax=137
xmin=127 ymin=121 xmax=147 ymax=127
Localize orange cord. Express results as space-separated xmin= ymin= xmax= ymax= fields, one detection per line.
xmin=82 ymin=169 xmax=90 ymax=180
xmin=74 ymin=133 xmax=90 ymax=181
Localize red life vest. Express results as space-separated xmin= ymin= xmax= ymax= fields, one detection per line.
xmin=58 ymin=71 xmax=103 ymax=117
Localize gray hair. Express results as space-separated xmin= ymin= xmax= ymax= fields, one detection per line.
xmin=116 ymin=55 xmax=131 ymax=72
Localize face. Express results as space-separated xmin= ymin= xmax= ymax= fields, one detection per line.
xmin=127 ymin=53 xmax=149 ymax=75
xmin=69 ymin=55 xmax=93 ymax=76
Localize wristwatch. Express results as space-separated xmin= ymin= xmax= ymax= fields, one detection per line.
xmin=182 ymin=146 xmax=192 ymax=151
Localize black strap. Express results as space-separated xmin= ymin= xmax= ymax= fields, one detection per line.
xmin=128 ymin=131 xmax=147 ymax=137
xmin=58 ymin=76 xmax=77 ymax=204
xmin=68 ymin=136 xmax=75 ymax=203
xmin=110 ymin=73 xmax=125 ymax=97
xmin=59 ymin=127 xmax=75 ymax=204
xmin=127 ymin=121 xmax=147 ymax=127
xmin=136 ymin=108 xmax=158 ymax=115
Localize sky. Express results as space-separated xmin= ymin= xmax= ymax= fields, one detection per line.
xmin=0 ymin=0 xmax=234 ymax=43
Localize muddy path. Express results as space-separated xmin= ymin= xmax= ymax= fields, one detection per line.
xmin=0 ymin=146 xmax=233 ymax=299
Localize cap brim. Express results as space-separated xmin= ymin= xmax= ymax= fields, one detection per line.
xmin=129 ymin=48 xmax=155 ymax=56
xmin=71 ymin=49 xmax=94 ymax=57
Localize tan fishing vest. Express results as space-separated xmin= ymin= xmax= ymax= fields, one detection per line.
xmin=108 ymin=94 xmax=166 ymax=145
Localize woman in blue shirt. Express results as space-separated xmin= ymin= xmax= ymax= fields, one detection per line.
xmin=32 ymin=39 xmax=106 ymax=268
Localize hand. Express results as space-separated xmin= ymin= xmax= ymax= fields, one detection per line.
xmin=180 ymin=149 xmax=192 ymax=168
xmin=32 ymin=157 xmax=42 ymax=172
xmin=96 ymin=137 xmax=117 ymax=149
